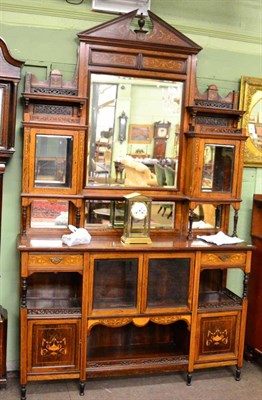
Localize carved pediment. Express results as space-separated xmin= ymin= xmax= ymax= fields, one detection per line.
xmin=0 ymin=37 xmax=23 ymax=80
xmin=78 ymin=10 xmax=202 ymax=54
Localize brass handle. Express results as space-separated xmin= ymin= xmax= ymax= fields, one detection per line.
xmin=49 ymin=257 xmax=63 ymax=264
xmin=218 ymin=254 xmax=229 ymax=262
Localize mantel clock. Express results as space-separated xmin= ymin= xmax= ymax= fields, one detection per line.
xmin=121 ymin=193 xmax=152 ymax=244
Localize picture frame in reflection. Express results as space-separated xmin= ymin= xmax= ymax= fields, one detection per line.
xmin=128 ymin=124 xmax=153 ymax=144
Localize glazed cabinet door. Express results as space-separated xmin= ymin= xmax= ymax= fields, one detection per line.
xmin=195 ymin=311 xmax=241 ymax=363
xmin=142 ymin=253 xmax=195 ymax=314
xmin=27 ymin=319 xmax=81 ymax=373
xmin=88 ymin=253 xmax=143 ymax=316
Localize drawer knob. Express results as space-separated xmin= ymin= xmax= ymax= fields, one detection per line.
xmin=218 ymin=254 xmax=229 ymax=262
xmin=49 ymin=257 xmax=63 ymax=264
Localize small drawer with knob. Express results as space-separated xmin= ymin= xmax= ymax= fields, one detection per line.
xmin=200 ymin=252 xmax=246 ymax=268
xmin=28 ymin=253 xmax=83 ymax=272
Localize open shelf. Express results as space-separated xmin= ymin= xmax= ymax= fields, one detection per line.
xmin=26 ymin=272 xmax=82 ymax=315
xmin=86 ymin=321 xmax=189 ymax=376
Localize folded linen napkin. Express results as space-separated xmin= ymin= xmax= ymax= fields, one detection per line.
xmin=196 ymin=231 xmax=245 ymax=246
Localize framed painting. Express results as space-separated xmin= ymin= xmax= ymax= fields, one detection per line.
xmin=239 ymin=76 xmax=262 ymax=167
xmin=128 ymin=124 xmax=153 ymax=144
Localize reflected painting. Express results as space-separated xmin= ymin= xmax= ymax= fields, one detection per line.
xmin=87 ymin=74 xmax=183 ymax=189
xmin=31 ymin=199 xmax=69 ymax=228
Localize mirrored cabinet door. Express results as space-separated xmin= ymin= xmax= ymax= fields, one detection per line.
xmin=26 ymin=129 xmax=79 ymax=194
xmin=187 ymin=138 xmax=241 ymax=200
xmin=201 ymin=144 xmax=235 ymax=193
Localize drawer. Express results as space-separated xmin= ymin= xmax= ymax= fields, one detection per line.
xmin=28 ymin=253 xmax=83 ymax=268
xmin=201 ymin=252 xmax=246 ymax=266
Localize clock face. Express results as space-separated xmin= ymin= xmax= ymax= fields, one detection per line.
xmin=130 ymin=202 xmax=148 ymax=221
xmin=157 ymin=127 xmax=168 ymax=138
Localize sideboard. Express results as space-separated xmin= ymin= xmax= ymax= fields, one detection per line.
xmin=18 ymin=234 xmax=252 ymax=398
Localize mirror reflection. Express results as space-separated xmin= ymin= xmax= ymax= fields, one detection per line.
xmin=87 ymin=74 xmax=183 ymax=189
xmin=30 ymin=199 xmax=69 ymax=228
xmin=201 ymin=144 xmax=234 ymax=193
xmin=248 ymin=96 xmax=262 ymax=151
xmin=34 ymin=134 xmax=73 ymax=187
xmin=85 ymin=200 xmax=175 ymax=230
xmin=192 ymin=204 xmax=222 ymax=230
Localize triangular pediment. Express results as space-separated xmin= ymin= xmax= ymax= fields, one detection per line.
xmin=78 ymin=10 xmax=202 ymax=54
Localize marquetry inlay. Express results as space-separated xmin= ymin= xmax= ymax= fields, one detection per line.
xmin=41 ymin=336 xmax=67 ymax=357
xmin=206 ymin=329 xmax=229 ymax=347
xmin=201 ymin=252 xmax=246 ymax=265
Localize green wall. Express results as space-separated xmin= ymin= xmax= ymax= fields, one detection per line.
xmin=0 ymin=0 xmax=261 ymax=370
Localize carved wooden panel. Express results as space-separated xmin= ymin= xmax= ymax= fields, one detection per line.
xmin=89 ymin=49 xmax=137 ymax=68
xmin=142 ymin=56 xmax=187 ymax=74
xmin=28 ymin=320 xmax=80 ymax=372
xmin=195 ymin=312 xmax=240 ymax=362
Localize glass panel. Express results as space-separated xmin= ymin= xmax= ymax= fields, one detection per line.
xmin=0 ymin=87 xmax=3 ymax=143
xmin=27 ymin=272 xmax=82 ymax=311
xmin=201 ymin=144 xmax=234 ymax=193
xmin=30 ymin=199 xmax=69 ymax=228
xmin=34 ymin=134 xmax=73 ymax=187
xmin=147 ymin=258 xmax=191 ymax=308
xmin=192 ymin=204 xmax=222 ymax=230
xmin=87 ymin=74 xmax=183 ymax=189
xmin=93 ymin=258 xmax=138 ymax=310
xmin=84 ymin=200 xmax=175 ymax=230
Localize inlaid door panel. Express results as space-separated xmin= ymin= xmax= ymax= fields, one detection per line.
xmin=195 ymin=311 xmax=241 ymax=362
xmin=27 ymin=319 xmax=80 ymax=373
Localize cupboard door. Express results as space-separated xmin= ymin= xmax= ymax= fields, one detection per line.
xmin=89 ymin=254 xmax=143 ymax=316
xmin=143 ymin=254 xmax=194 ymax=313
xmin=27 ymin=320 xmax=80 ymax=373
xmin=195 ymin=312 xmax=241 ymax=363
xmin=26 ymin=128 xmax=80 ymax=195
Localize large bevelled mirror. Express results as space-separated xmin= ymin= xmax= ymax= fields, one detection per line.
xmin=86 ymin=74 xmax=183 ymax=189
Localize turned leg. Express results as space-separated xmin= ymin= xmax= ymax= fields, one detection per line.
xmin=186 ymin=372 xmax=192 ymax=386
xmin=235 ymin=367 xmax=241 ymax=381
xmin=79 ymin=381 xmax=85 ymax=396
xmin=21 ymin=384 xmax=27 ymax=400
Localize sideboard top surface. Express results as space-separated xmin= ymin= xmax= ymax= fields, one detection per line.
xmin=17 ymin=234 xmax=252 ymax=253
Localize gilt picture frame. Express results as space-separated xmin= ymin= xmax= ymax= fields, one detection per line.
xmin=128 ymin=124 xmax=153 ymax=144
xmin=239 ymin=76 xmax=262 ymax=167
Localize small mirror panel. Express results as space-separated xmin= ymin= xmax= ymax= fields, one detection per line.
xmin=34 ymin=134 xmax=73 ymax=188
xmin=87 ymin=74 xmax=183 ymax=189
xmin=192 ymin=204 xmax=222 ymax=230
xmin=30 ymin=199 xmax=69 ymax=228
xmin=85 ymin=200 xmax=175 ymax=230
xmin=201 ymin=145 xmax=235 ymax=193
